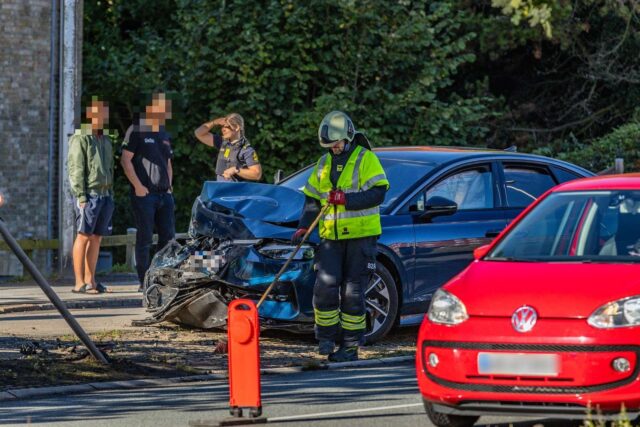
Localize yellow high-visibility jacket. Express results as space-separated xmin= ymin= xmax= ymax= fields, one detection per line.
xmin=303 ymin=145 xmax=389 ymax=240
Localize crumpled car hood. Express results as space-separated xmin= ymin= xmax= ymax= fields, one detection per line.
xmin=189 ymin=181 xmax=314 ymax=241
xmin=200 ymin=182 xmax=304 ymax=222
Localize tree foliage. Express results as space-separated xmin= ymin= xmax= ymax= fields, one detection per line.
xmin=491 ymin=0 xmax=556 ymax=38
xmin=83 ymin=0 xmax=500 ymax=232
xmin=464 ymin=0 xmax=640 ymax=152
xmin=83 ymin=0 xmax=640 ymax=235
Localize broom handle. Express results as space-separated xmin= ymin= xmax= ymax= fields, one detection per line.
xmin=256 ymin=203 xmax=331 ymax=309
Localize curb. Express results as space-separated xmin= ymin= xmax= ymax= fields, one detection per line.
xmin=0 ymin=355 xmax=414 ymax=402
xmin=0 ymin=297 xmax=142 ymax=314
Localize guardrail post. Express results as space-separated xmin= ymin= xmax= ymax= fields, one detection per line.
xmin=615 ymin=157 xmax=624 ymax=174
xmin=126 ymin=228 xmax=136 ymax=269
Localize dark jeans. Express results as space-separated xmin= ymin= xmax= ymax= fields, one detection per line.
xmin=313 ymin=236 xmax=377 ymax=347
xmin=130 ymin=192 xmax=175 ymax=284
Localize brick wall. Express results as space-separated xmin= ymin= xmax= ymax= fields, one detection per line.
xmin=0 ymin=1 xmax=55 ymax=273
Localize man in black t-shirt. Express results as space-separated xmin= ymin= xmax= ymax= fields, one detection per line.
xmin=121 ymin=93 xmax=176 ymax=288
xmin=194 ymin=113 xmax=262 ymax=182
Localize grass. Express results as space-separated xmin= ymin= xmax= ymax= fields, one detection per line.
xmin=583 ymin=404 xmax=637 ymax=427
xmin=0 ymin=355 xmax=178 ymax=391
xmin=111 ymin=263 xmax=135 ymax=273
xmin=94 ymin=329 xmax=124 ymax=341
xmin=175 ymin=363 xmax=202 ymax=374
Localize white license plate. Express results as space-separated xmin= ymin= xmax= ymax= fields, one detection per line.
xmin=477 ymin=352 xmax=560 ymax=376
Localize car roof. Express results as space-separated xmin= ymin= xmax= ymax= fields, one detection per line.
xmin=553 ymin=173 xmax=640 ymax=192
xmin=372 ymin=145 xmax=586 ymax=170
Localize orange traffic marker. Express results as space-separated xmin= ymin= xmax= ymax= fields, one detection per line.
xmin=227 ymin=299 xmax=264 ymax=421
xmin=192 ymin=299 xmax=266 ymax=426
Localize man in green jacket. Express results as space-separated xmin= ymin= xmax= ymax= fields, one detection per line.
xmin=67 ymin=97 xmax=114 ymax=294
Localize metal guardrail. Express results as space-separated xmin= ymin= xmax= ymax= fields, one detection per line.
xmin=0 ymin=230 xmax=188 ymax=269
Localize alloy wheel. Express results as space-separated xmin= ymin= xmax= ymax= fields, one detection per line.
xmin=364 ymin=272 xmax=391 ymax=339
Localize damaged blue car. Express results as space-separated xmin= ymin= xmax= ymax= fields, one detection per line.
xmin=143 ymin=146 xmax=592 ymax=342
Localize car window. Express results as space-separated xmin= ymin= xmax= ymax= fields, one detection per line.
xmin=551 ymin=166 xmax=582 ymax=184
xmin=488 ymin=190 xmax=640 ymax=262
xmin=407 ymin=166 xmax=494 ymax=212
xmin=278 ymin=156 xmax=435 ymax=212
xmin=503 ymin=164 xmax=556 ymax=208
xmin=427 ymin=169 xmax=493 ymax=210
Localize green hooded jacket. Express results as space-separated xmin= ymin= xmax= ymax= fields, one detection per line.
xmin=67 ymin=131 xmax=114 ymax=203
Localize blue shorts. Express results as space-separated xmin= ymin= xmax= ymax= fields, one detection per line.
xmin=75 ymin=195 xmax=114 ymax=236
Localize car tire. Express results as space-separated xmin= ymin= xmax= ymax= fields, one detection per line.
xmin=364 ymin=263 xmax=398 ymax=344
xmin=423 ymin=400 xmax=478 ymax=427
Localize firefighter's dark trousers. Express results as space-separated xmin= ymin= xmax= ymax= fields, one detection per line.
xmin=313 ymin=236 xmax=377 ymax=347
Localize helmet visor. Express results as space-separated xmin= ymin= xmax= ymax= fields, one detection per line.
xmin=319 ymin=124 xmax=343 ymax=147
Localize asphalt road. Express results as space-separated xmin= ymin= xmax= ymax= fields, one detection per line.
xmin=0 ymin=362 xmax=577 ymax=427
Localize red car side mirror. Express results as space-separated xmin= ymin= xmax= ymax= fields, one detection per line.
xmin=473 ymin=244 xmax=490 ymax=260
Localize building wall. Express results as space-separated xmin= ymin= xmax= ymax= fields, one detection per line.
xmin=0 ymin=1 xmax=55 ymax=273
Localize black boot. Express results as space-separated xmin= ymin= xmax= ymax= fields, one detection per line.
xmin=318 ymin=340 xmax=335 ymax=356
xmin=328 ymin=345 xmax=358 ymax=362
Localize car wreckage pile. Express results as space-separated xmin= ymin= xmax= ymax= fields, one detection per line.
xmin=139 ymin=182 xmax=317 ymax=331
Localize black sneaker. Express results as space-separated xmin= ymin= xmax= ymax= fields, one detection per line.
xmin=328 ymin=346 xmax=358 ymax=362
xmin=318 ymin=340 xmax=335 ymax=356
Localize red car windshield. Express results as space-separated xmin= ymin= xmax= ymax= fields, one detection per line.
xmin=488 ymin=190 xmax=640 ymax=263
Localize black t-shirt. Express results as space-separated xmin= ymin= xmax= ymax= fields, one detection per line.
xmin=123 ymin=125 xmax=173 ymax=193
xmin=212 ymin=134 xmax=259 ymax=182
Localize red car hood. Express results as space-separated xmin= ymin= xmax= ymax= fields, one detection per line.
xmin=446 ymin=261 xmax=640 ymax=318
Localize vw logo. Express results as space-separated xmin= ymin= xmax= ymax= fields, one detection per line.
xmin=512 ymin=306 xmax=537 ymax=333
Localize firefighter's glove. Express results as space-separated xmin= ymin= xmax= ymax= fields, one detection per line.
xmin=291 ymin=228 xmax=308 ymax=244
xmin=328 ymin=190 xmax=346 ymax=205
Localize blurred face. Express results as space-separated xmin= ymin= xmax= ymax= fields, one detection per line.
xmin=330 ymin=140 xmax=346 ymax=155
xmin=145 ymin=93 xmax=172 ymax=124
xmin=86 ymin=100 xmax=108 ymax=130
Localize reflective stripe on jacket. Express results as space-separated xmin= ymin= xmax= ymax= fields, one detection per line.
xmin=303 ymin=145 xmax=389 ymax=240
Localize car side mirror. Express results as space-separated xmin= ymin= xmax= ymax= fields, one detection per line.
xmin=274 ymin=169 xmax=284 ymax=184
xmin=473 ymin=244 xmax=491 ymax=260
xmin=420 ymin=196 xmax=457 ymax=221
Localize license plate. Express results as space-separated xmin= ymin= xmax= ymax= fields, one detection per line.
xmin=477 ymin=352 xmax=560 ymax=376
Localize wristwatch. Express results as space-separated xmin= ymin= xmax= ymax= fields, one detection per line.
xmin=235 ymin=166 xmax=240 ymax=174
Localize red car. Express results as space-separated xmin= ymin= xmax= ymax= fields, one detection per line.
xmin=417 ymin=174 xmax=640 ymax=426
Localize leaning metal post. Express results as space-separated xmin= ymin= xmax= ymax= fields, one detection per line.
xmin=0 ymin=216 xmax=109 ymax=364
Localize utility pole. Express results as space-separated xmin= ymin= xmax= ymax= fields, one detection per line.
xmin=58 ymin=0 xmax=83 ymax=273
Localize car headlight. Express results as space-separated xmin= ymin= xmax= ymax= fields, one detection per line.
xmin=428 ymin=289 xmax=468 ymax=325
xmin=588 ymin=296 xmax=640 ymax=329
xmin=257 ymin=243 xmax=314 ymax=260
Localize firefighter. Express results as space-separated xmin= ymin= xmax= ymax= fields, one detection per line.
xmin=292 ymin=111 xmax=389 ymax=362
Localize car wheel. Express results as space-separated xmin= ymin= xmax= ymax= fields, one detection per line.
xmin=423 ymin=400 xmax=478 ymax=427
xmin=364 ymin=263 xmax=398 ymax=344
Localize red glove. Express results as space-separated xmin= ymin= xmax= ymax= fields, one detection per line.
xmin=291 ymin=228 xmax=308 ymax=244
xmin=328 ymin=190 xmax=346 ymax=205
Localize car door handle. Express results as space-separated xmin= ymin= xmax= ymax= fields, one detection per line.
xmin=485 ymin=230 xmax=501 ymax=238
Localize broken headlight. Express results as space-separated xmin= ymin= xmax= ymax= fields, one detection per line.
xmin=257 ymin=243 xmax=314 ymax=260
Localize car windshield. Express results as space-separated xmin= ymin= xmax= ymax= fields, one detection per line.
xmin=488 ymin=190 xmax=640 ymax=263
xmin=278 ymin=156 xmax=434 ymax=212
